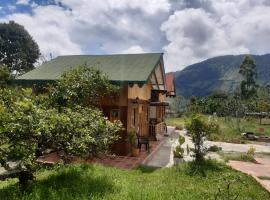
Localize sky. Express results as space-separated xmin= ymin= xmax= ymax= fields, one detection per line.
xmin=1 ymin=0 xmax=270 ymax=72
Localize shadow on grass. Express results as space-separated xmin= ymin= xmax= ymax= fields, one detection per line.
xmin=0 ymin=164 xmax=116 ymax=200
xmin=179 ymin=159 xmax=226 ymax=177
xmin=137 ymin=165 xmax=159 ymax=173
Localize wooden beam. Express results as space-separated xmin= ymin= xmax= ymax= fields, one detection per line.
xmin=153 ymin=69 xmax=160 ymax=90
xmin=159 ymin=59 xmax=167 ymax=91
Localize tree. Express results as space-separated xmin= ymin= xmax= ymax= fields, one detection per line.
xmin=0 ymin=67 xmax=122 ymax=188
xmin=0 ymin=65 xmax=13 ymax=87
xmin=239 ymin=55 xmax=258 ymax=99
xmin=185 ymin=114 xmax=219 ymax=163
xmin=50 ymin=66 xmax=118 ymax=108
xmin=0 ymin=21 xmax=40 ymax=75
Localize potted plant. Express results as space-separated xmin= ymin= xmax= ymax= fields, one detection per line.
xmin=127 ymin=131 xmax=140 ymax=157
xmin=173 ymin=135 xmax=185 ymax=165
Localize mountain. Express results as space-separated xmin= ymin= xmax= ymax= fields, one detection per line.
xmin=174 ymin=54 xmax=270 ymax=97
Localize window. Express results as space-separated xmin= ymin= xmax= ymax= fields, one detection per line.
xmin=110 ymin=109 xmax=120 ymax=121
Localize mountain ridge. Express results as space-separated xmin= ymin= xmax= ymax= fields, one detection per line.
xmin=174 ymin=54 xmax=270 ymax=97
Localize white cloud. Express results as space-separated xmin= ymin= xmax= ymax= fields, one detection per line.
xmin=1 ymin=0 xmax=270 ymax=72
xmin=121 ymin=45 xmax=146 ymax=54
xmin=2 ymin=0 xmax=170 ymax=60
xmin=161 ymin=0 xmax=270 ymax=71
xmin=16 ymin=0 xmax=30 ymax=5
xmin=3 ymin=6 xmax=83 ymax=59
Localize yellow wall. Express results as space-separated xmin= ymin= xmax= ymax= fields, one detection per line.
xmin=128 ymin=83 xmax=151 ymax=101
xmin=159 ymin=93 xmax=166 ymax=102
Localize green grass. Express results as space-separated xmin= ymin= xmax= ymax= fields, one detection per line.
xmin=166 ymin=116 xmax=270 ymax=143
xmin=165 ymin=117 xmax=186 ymax=128
xmin=220 ymin=152 xmax=257 ymax=163
xmin=0 ymin=162 xmax=269 ymax=200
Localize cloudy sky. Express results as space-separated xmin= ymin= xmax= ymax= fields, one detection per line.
xmin=1 ymin=0 xmax=270 ymax=72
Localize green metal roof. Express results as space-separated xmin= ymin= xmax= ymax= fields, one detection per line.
xmin=15 ymin=53 xmax=163 ymax=85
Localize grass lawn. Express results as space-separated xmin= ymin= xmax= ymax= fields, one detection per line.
xmin=0 ymin=162 xmax=269 ymax=200
xmin=166 ymin=116 xmax=270 ymax=143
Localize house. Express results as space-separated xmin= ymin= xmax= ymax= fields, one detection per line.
xmin=16 ymin=53 xmax=175 ymax=155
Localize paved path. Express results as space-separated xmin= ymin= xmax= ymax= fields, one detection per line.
xmin=205 ymin=141 xmax=270 ymax=154
xmin=228 ymin=157 xmax=270 ymax=192
xmin=143 ymin=126 xmax=178 ymax=167
xmin=144 ymin=128 xmax=270 ymax=167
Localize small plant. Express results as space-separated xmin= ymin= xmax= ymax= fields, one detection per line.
xmin=247 ymin=146 xmax=256 ymax=157
xmin=174 ymin=146 xmax=184 ymax=158
xmin=173 ymin=135 xmax=185 ymax=158
xmin=126 ymin=131 xmax=139 ymax=156
xmin=127 ymin=131 xmax=137 ymax=147
xmin=208 ymin=145 xmax=222 ymax=152
xmin=222 ymin=152 xmax=256 ymax=163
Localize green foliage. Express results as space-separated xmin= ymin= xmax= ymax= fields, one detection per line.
xmin=173 ymin=135 xmax=185 ymax=158
xmin=208 ymin=145 xmax=222 ymax=152
xmin=0 ymin=163 xmax=269 ymax=200
xmin=167 ymin=95 xmax=189 ymax=117
xmin=185 ymin=114 xmax=220 ymax=163
xmin=0 ymin=66 xmax=13 ymax=87
xmin=0 ymin=21 xmax=40 ymax=75
xmin=50 ymin=66 xmax=118 ymax=107
xmin=0 ymin=87 xmax=121 ymax=164
xmin=222 ymin=147 xmax=256 ymax=163
xmin=0 ymin=85 xmax=121 ymax=186
xmin=126 ymin=131 xmax=137 ymax=148
xmin=239 ymin=55 xmax=258 ymax=99
xmin=167 ymin=115 xmax=270 ymax=143
xmin=222 ymin=153 xmax=256 ymax=163
xmin=214 ymin=175 xmax=246 ymax=200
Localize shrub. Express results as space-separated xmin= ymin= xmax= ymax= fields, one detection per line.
xmin=173 ymin=135 xmax=185 ymax=158
xmin=50 ymin=66 xmax=118 ymax=107
xmin=247 ymin=146 xmax=256 ymax=157
xmin=185 ymin=114 xmax=220 ymax=163
xmin=208 ymin=145 xmax=222 ymax=152
xmin=0 ymin=88 xmax=122 ymax=187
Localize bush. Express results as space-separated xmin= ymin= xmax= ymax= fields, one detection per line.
xmin=173 ymin=135 xmax=185 ymax=158
xmin=185 ymin=114 xmax=220 ymax=163
xmin=208 ymin=145 xmax=222 ymax=152
xmin=50 ymin=66 xmax=118 ymax=107
xmin=0 ymin=88 xmax=122 ymax=186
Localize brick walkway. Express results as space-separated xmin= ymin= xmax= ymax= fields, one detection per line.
xmin=228 ymin=157 xmax=270 ymax=192
xmin=89 ymin=138 xmax=165 ymax=169
xmin=37 ymin=136 xmax=166 ymax=170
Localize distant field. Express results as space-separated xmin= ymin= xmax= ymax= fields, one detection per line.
xmin=166 ymin=116 xmax=270 ymax=143
xmin=0 ymin=162 xmax=269 ymax=200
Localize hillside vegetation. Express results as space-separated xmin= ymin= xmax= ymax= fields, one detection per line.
xmin=175 ymin=54 xmax=270 ymax=97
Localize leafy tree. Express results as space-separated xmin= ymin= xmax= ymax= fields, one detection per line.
xmin=0 ymin=21 xmax=40 ymax=75
xmin=239 ymin=55 xmax=258 ymax=99
xmin=0 ymin=65 xmax=13 ymax=87
xmin=0 ymin=66 xmax=122 ymax=188
xmin=185 ymin=114 xmax=219 ymax=163
xmin=50 ymin=66 xmax=118 ymax=108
